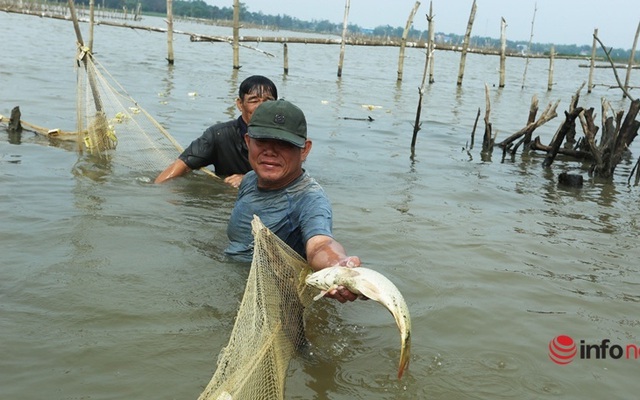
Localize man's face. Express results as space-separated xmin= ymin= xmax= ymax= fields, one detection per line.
xmin=244 ymin=136 xmax=311 ymax=190
xmin=237 ymin=90 xmax=275 ymax=125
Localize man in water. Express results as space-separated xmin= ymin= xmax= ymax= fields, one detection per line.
xmin=225 ymin=99 xmax=359 ymax=303
xmin=155 ymin=75 xmax=277 ymax=187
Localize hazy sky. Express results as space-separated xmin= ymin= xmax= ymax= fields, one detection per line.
xmin=226 ymin=0 xmax=639 ymax=49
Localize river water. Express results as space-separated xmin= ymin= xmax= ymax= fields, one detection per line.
xmin=2 ymin=12 xmax=639 ymax=400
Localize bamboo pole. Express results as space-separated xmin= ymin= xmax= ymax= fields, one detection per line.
xmin=232 ymin=0 xmax=240 ymax=69
xmin=547 ymin=45 xmax=555 ymax=91
xmin=457 ymin=0 xmax=476 ymax=86
xmin=499 ymin=17 xmax=506 ymax=88
xmin=587 ymin=28 xmax=597 ymax=93
xmin=623 ymin=21 xmax=640 ymax=99
xmin=397 ymin=1 xmax=421 ymax=82
xmin=166 ymin=0 xmax=174 ymax=64
xmin=337 ymin=0 xmax=350 ymax=77
xmin=521 ymin=3 xmax=537 ymax=89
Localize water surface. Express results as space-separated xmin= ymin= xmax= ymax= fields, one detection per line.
xmin=2 ymin=12 xmax=639 ymax=400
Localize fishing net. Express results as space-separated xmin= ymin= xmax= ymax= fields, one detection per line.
xmin=75 ymin=46 xmax=184 ymax=171
xmin=197 ymin=215 xmax=317 ymax=400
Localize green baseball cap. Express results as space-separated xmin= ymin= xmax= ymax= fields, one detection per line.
xmin=247 ymin=99 xmax=307 ymax=148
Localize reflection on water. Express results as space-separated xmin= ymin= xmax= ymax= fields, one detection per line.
xmin=2 ymin=11 xmax=640 ymax=400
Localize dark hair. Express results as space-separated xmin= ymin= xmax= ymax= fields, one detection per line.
xmin=239 ymin=75 xmax=278 ymax=100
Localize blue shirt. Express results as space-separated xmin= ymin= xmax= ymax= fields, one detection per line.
xmin=225 ymin=170 xmax=333 ymax=262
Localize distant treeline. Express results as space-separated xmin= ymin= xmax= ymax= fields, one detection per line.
xmin=74 ymin=0 xmax=633 ymax=61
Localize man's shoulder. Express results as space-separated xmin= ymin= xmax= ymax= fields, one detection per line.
xmin=203 ymin=119 xmax=241 ymax=137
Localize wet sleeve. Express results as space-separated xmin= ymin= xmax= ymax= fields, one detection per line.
xmin=178 ymin=127 xmax=217 ymax=170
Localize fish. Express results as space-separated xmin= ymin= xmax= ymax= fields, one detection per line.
xmin=305 ymin=266 xmax=411 ymax=379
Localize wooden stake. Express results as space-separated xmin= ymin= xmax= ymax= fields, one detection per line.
xmin=283 ymin=43 xmax=289 ymax=75
xmin=337 ymin=0 xmax=350 ymax=77
xmin=547 ymin=45 xmax=555 ymax=91
xmin=470 ymin=107 xmax=480 ymax=149
xmin=587 ymin=28 xmax=597 ymax=93
xmin=232 ymin=0 xmax=240 ymax=69
xmin=411 ymin=4 xmax=434 ymax=153
xmin=457 ymin=0 xmax=476 ymax=86
xmin=427 ymin=1 xmax=435 ymax=84
xmin=499 ymin=17 xmax=506 ymax=88
xmin=521 ymin=2 xmax=537 ymax=89
xmin=68 ymin=0 xmax=103 ymax=114
xmin=482 ymin=83 xmax=493 ymax=152
xmin=623 ymin=21 xmax=640 ymax=99
xmin=166 ymin=0 xmax=174 ymax=64
xmin=88 ymin=0 xmax=94 ymax=51
xmin=397 ymin=1 xmax=421 ymax=82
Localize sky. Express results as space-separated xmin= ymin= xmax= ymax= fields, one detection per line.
xmin=220 ymin=0 xmax=639 ymax=49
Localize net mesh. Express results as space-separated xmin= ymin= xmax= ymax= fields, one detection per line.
xmin=197 ymin=216 xmax=316 ymax=400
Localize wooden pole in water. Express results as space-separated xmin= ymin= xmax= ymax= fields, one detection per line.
xmin=587 ymin=28 xmax=597 ymax=93
xmin=88 ymin=0 xmax=95 ymax=51
xmin=482 ymin=83 xmax=493 ymax=152
xmin=68 ymin=0 xmax=103 ymax=114
xmin=397 ymin=1 xmax=421 ymax=82
xmin=166 ymin=0 xmax=174 ymax=64
xmin=499 ymin=17 xmax=506 ymax=88
xmin=457 ymin=0 xmax=476 ymax=86
xmin=521 ymin=3 xmax=537 ymax=89
xmin=547 ymin=45 xmax=555 ymax=91
xmin=411 ymin=5 xmax=434 ymax=153
xmin=232 ymin=0 xmax=240 ymax=69
xmin=623 ymin=21 xmax=640 ymax=99
xmin=337 ymin=0 xmax=350 ymax=77
xmin=427 ymin=2 xmax=435 ymax=84
xmin=283 ymin=43 xmax=289 ymax=75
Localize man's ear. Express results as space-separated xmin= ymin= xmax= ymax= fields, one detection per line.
xmin=301 ymin=140 xmax=312 ymax=161
xmin=236 ymin=97 xmax=243 ymax=113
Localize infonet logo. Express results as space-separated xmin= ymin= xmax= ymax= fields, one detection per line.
xmin=549 ymin=335 xmax=640 ymax=365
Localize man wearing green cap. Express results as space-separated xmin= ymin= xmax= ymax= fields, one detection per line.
xmin=226 ymin=99 xmax=360 ymax=303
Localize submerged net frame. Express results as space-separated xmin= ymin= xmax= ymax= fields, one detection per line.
xmin=197 ymin=216 xmax=317 ymax=400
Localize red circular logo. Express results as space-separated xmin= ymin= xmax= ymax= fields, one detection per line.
xmin=549 ymin=335 xmax=577 ymax=365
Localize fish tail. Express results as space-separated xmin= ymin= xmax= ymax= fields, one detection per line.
xmin=397 ymin=339 xmax=411 ymax=379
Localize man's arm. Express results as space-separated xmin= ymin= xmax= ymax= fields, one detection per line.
xmin=155 ymin=159 xmax=191 ymax=183
xmin=306 ymin=234 xmax=361 ymax=303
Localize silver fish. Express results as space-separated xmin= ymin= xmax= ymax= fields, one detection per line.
xmin=305 ymin=266 xmax=411 ymax=379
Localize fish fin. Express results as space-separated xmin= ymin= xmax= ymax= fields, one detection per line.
xmin=313 ymin=291 xmax=328 ymax=301
xmin=313 ymin=285 xmax=338 ymax=301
